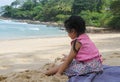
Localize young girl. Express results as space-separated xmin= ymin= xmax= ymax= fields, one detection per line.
xmin=44 ymin=16 xmax=103 ymax=77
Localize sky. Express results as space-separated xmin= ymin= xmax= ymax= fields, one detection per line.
xmin=0 ymin=0 xmax=15 ymax=6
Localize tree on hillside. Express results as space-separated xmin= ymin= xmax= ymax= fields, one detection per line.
xmin=39 ymin=0 xmax=73 ymax=21
xmin=11 ymin=0 xmax=20 ymax=8
xmin=110 ymin=0 xmax=120 ymax=16
xmin=21 ymin=1 xmax=35 ymax=10
xmin=2 ymin=6 xmax=13 ymax=17
xmin=108 ymin=0 xmax=120 ymax=29
xmin=72 ymin=0 xmax=103 ymax=15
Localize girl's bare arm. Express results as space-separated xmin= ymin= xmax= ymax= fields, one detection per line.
xmin=56 ymin=41 xmax=81 ymax=75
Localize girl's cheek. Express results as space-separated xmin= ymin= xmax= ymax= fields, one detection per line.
xmin=68 ymin=33 xmax=71 ymax=37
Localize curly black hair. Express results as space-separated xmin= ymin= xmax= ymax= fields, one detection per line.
xmin=64 ymin=16 xmax=86 ymax=37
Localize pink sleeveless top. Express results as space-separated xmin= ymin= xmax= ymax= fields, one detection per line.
xmin=72 ymin=33 xmax=102 ymax=62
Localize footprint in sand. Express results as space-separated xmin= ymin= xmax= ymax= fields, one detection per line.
xmin=0 ymin=65 xmax=12 ymax=70
xmin=109 ymin=53 xmax=120 ymax=58
xmin=0 ymin=75 xmax=7 ymax=81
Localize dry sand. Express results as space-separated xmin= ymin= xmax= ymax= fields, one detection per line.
xmin=0 ymin=33 xmax=120 ymax=82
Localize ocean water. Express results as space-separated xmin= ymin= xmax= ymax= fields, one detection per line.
xmin=0 ymin=19 xmax=66 ymax=40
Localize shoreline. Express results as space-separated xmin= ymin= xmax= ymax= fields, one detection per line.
xmin=0 ymin=16 xmax=63 ymax=27
xmin=0 ymin=32 xmax=120 ymax=41
xmin=0 ymin=35 xmax=67 ymax=41
xmin=0 ymin=36 xmax=67 ymax=42
xmin=0 ymin=16 xmax=115 ymax=33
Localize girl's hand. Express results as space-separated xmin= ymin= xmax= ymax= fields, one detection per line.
xmin=61 ymin=54 xmax=68 ymax=62
xmin=55 ymin=73 xmax=62 ymax=77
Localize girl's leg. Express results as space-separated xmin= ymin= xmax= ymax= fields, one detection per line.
xmin=45 ymin=65 xmax=61 ymax=76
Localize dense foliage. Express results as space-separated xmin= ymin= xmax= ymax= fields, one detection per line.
xmin=107 ymin=0 xmax=120 ymax=29
xmin=1 ymin=0 xmax=120 ymax=29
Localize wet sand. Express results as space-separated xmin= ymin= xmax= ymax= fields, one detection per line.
xmin=0 ymin=33 xmax=120 ymax=82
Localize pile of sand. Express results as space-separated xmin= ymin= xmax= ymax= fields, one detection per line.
xmin=0 ymin=70 xmax=68 ymax=82
xmin=0 ymin=58 xmax=68 ymax=82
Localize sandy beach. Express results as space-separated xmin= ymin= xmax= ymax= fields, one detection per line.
xmin=0 ymin=33 xmax=120 ymax=82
